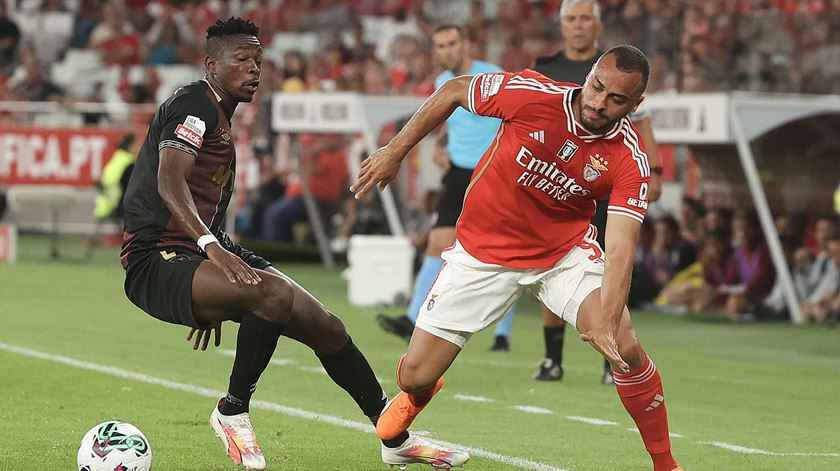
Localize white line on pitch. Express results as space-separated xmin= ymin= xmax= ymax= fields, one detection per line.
xmin=218 ymin=348 xmax=391 ymax=383
xmin=627 ymin=427 xmax=684 ymax=439
xmin=513 ymin=405 xmax=555 ymax=414
xmin=565 ymin=416 xmax=618 ymax=426
xmin=0 ymin=342 xmax=568 ymax=471
xmin=698 ymin=441 xmax=840 ymax=457
xmin=453 ymin=394 xmax=496 ymax=403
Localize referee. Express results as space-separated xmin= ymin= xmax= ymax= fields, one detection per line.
xmin=377 ymin=24 xmax=517 ymax=351
xmin=531 ymin=0 xmax=664 ymax=383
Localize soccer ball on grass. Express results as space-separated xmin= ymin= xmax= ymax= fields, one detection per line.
xmin=77 ymin=420 xmax=152 ymax=471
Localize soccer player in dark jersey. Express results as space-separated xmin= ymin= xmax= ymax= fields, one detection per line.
xmin=530 ymin=0 xmax=664 ymax=384
xmin=120 ymin=17 xmax=468 ymax=470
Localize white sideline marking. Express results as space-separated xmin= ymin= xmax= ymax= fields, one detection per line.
xmin=698 ymin=441 xmax=840 ymax=457
xmin=0 ymin=342 xmax=568 ymax=471
xmin=219 ymin=349 xmax=298 ymax=366
xmin=566 ymin=416 xmax=618 ymax=426
xmin=627 ymin=427 xmax=684 ymax=439
xmin=513 ymin=405 xmax=555 ymax=414
xmin=453 ymin=394 xmax=496 ymax=403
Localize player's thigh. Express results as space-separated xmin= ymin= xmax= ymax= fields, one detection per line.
xmin=191 ymin=261 xmax=294 ymax=326
xmin=541 ymin=303 xmax=566 ymax=327
xmin=263 ymin=267 xmax=348 ymax=354
xmin=536 ymin=243 xmax=604 ymax=329
xmin=426 ymin=227 xmax=456 ymax=256
xmin=415 ymin=248 xmax=522 ymax=348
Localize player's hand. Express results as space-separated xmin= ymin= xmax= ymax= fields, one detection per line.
xmin=580 ymin=325 xmax=630 ymax=374
xmin=648 ymin=173 xmax=662 ymax=202
xmin=205 ymin=243 xmax=262 ymax=287
xmin=187 ymin=322 xmax=222 ymax=351
xmin=350 ymin=145 xmax=404 ymax=199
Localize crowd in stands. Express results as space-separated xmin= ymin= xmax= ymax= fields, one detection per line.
xmin=2 ymin=0 xmax=840 ymax=108
xmin=632 ymin=200 xmax=840 ymax=324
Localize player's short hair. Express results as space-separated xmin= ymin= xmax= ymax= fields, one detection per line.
xmin=603 ymin=44 xmax=649 ymax=94
xmin=433 ymin=24 xmax=465 ymax=39
xmin=206 ymin=17 xmax=260 ymax=58
xmin=559 ymin=0 xmax=602 ymax=22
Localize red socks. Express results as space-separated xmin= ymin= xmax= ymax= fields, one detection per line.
xmin=613 ymin=355 xmax=678 ymax=471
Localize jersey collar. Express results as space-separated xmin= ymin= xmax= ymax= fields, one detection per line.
xmin=563 ymin=87 xmax=625 ymax=142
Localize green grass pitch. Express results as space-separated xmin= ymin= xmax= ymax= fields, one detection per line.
xmin=1 ymin=235 xmax=838 ymax=470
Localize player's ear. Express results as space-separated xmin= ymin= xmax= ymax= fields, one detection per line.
xmin=631 ymin=95 xmax=645 ymax=114
xmin=205 ymin=55 xmax=216 ymax=76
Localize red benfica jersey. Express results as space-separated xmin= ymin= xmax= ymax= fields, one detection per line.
xmin=457 ymin=69 xmax=650 ymax=268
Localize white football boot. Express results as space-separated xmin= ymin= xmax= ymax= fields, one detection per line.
xmin=210 ymin=401 xmax=266 ymax=470
xmin=381 ymin=431 xmax=470 ymax=469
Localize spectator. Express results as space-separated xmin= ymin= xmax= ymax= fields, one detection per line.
xmin=802 ymin=236 xmax=840 ymax=323
xmin=679 ymin=197 xmax=706 ymax=248
xmin=656 ymin=230 xmax=732 ymax=314
xmin=794 ymin=216 xmax=840 ymax=304
xmin=261 ymin=134 xmax=349 ymax=242
xmin=644 ymin=215 xmax=698 ymax=288
xmin=89 ymin=1 xmax=142 ymax=67
xmin=721 ymin=212 xmax=776 ymax=319
xmin=0 ymin=2 xmax=21 ymax=77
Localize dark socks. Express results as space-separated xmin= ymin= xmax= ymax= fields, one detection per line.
xmin=544 ymin=325 xmax=566 ymax=362
xmin=319 ymin=336 xmax=387 ymax=418
xmin=318 ymin=337 xmax=409 ymax=448
xmin=219 ymin=313 xmax=285 ymax=416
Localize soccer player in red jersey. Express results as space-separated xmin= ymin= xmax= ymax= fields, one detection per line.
xmin=351 ymin=45 xmax=682 ymax=471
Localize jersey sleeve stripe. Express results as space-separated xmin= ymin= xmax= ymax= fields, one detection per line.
xmin=507 ymin=76 xmax=570 ymax=93
xmin=619 ymin=127 xmax=649 ymax=177
xmin=608 ymin=206 xmax=645 ymax=223
xmin=467 ymin=74 xmax=481 ymax=114
xmin=622 ymin=125 xmax=649 ymax=173
xmin=159 ymin=139 xmax=198 ymax=157
xmin=503 ymin=85 xmax=567 ymax=94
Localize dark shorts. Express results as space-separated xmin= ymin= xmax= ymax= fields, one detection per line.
xmin=434 ymin=164 xmax=474 ymax=228
xmin=124 ymin=248 xmax=206 ymax=328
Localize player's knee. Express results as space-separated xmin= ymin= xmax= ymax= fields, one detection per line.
xmin=618 ymin=336 xmax=645 ymax=369
xmin=397 ymin=358 xmax=437 ymax=393
xmin=255 ymin=277 xmax=295 ymax=324
xmin=318 ymin=312 xmax=349 ymax=351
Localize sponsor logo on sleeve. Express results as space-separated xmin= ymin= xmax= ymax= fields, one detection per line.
xmin=480 ymin=74 xmax=505 ymax=102
xmin=174 ymin=115 xmax=206 ymax=148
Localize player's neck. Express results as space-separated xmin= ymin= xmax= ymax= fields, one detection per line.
xmin=453 ymin=58 xmax=474 ymax=76
xmin=564 ymin=45 xmax=597 ymax=61
xmin=204 ymin=77 xmax=238 ymax=115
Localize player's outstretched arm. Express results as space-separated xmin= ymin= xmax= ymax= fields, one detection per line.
xmin=158 ymin=147 xmax=261 ymax=287
xmin=579 ymin=214 xmax=641 ymax=374
xmin=350 ymin=76 xmax=472 ymax=198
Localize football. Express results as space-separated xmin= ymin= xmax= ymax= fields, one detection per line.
xmin=77 ymin=421 xmax=152 ymax=471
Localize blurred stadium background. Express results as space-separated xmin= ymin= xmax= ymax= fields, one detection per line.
xmin=1 ymin=0 xmax=840 ymax=470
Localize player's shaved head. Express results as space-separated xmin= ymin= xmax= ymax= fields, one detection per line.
xmin=206 ymin=17 xmax=260 ymax=58
xmin=602 ymin=45 xmax=649 ymax=95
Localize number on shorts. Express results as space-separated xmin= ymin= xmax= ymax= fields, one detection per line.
xmin=577 ymin=240 xmax=604 ymax=262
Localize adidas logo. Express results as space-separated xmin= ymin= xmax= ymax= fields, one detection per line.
xmin=645 ymin=394 xmax=664 ymax=412
xmin=528 ymin=130 xmax=545 ymax=143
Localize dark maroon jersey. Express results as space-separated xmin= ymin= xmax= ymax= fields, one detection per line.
xmin=121 ymin=80 xmax=237 ymax=267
